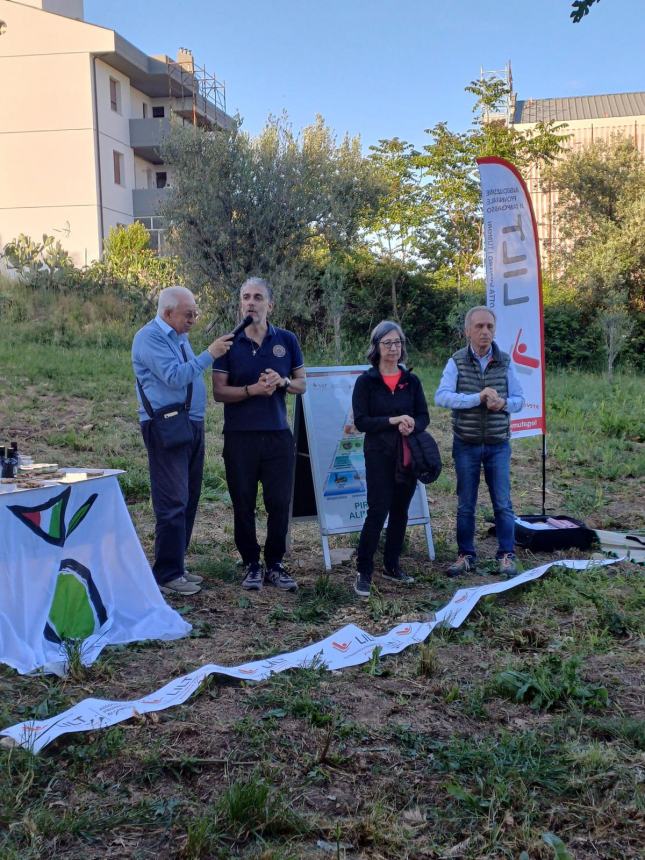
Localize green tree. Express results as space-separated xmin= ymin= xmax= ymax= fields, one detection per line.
xmin=546 ymin=136 xmax=645 ymax=373
xmin=571 ymin=0 xmax=601 ymax=23
xmin=363 ymin=138 xmax=432 ymax=321
xmin=98 ymin=223 xmax=179 ymax=296
xmin=161 ymin=115 xmax=379 ymax=329
xmin=418 ymin=77 xmax=568 ymax=289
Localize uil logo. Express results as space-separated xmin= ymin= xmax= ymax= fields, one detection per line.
xmin=8 ymin=487 xmax=107 ymax=643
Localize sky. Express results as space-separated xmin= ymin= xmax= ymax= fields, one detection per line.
xmin=85 ymin=0 xmax=644 ymax=151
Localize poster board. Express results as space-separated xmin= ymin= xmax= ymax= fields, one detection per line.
xmin=292 ymin=365 xmax=434 ymax=570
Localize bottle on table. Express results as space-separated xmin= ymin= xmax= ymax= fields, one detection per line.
xmin=2 ymin=444 xmax=18 ymax=478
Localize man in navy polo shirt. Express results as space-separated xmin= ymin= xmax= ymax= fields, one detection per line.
xmin=213 ymin=277 xmax=306 ymax=592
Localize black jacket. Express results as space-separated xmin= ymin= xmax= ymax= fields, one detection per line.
xmin=406 ymin=431 xmax=442 ymax=483
xmin=352 ymin=365 xmax=429 ymax=456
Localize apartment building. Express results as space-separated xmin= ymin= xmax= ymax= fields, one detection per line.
xmin=511 ymin=90 xmax=645 ymax=264
xmin=0 ymin=0 xmax=232 ymax=266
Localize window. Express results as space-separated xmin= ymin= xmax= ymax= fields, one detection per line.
xmin=156 ymin=171 xmax=167 ymax=189
xmin=109 ymin=77 xmax=121 ymax=113
xmin=113 ymin=150 xmax=125 ymax=186
xmin=142 ymin=103 xmax=148 ymax=118
xmin=152 ymin=106 xmax=165 ymax=118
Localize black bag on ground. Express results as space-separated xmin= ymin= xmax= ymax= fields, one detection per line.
xmin=489 ymin=514 xmax=596 ymax=552
xmin=407 ymin=430 xmax=442 ymax=484
xmin=136 ymin=379 xmax=193 ymax=450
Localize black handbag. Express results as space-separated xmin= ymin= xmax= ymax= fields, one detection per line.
xmin=407 ymin=430 xmax=442 ymax=484
xmin=136 ymin=345 xmax=194 ymax=449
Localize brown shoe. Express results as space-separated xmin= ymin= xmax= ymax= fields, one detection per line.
xmin=447 ymin=555 xmax=476 ymax=578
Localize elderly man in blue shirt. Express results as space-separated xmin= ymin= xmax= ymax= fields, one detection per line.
xmin=435 ymin=306 xmax=524 ymax=578
xmin=132 ymin=286 xmax=232 ymax=595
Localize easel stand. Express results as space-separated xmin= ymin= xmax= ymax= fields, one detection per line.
xmin=289 ymin=368 xmax=435 ymax=572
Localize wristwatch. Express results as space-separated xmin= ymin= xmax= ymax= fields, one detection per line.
xmin=282 ymin=376 xmax=292 ymax=390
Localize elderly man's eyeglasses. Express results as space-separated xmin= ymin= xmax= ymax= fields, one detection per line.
xmin=183 ymin=310 xmax=200 ymax=320
xmin=380 ymin=339 xmax=402 ymax=349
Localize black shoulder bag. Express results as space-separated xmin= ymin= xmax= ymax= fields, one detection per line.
xmin=136 ymin=345 xmax=194 ymax=449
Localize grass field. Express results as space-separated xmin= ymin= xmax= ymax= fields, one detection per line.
xmin=0 ymin=331 xmax=643 ymax=860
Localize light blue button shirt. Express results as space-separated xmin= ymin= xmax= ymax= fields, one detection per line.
xmin=132 ymin=316 xmax=213 ymax=422
xmin=434 ymin=345 xmax=524 ymax=413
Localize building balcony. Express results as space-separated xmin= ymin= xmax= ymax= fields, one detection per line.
xmin=129 ymin=118 xmax=170 ymax=163
xmin=132 ymin=187 xmax=168 ymax=219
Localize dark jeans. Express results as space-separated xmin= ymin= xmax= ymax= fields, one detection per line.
xmin=452 ymin=436 xmax=515 ymax=559
xmin=141 ymin=419 xmax=205 ymax=585
xmin=223 ymin=430 xmax=295 ymax=568
xmin=356 ymin=448 xmax=417 ymax=579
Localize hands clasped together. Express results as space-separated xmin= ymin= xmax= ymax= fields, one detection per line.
xmin=242 ymin=368 xmax=284 ymax=398
xmin=479 ymin=387 xmax=506 ymax=412
xmin=389 ymin=414 xmax=415 ymax=436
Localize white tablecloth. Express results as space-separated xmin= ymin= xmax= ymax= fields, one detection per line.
xmin=0 ymin=472 xmax=190 ymax=674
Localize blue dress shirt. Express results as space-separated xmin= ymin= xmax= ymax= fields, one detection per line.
xmin=434 ymin=344 xmax=524 ymax=413
xmin=132 ymin=316 xmax=213 ymax=422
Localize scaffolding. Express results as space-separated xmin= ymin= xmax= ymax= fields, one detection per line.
xmin=479 ymin=60 xmax=514 ymax=126
xmin=166 ymin=49 xmax=227 ymax=128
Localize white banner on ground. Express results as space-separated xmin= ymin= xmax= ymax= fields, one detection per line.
xmin=0 ymin=475 xmax=190 ymax=675
xmin=0 ymin=558 xmax=618 ymax=754
xmin=477 ymin=156 xmax=546 ymax=439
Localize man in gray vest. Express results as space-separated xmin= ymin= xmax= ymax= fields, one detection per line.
xmin=435 ymin=306 xmax=524 ymax=577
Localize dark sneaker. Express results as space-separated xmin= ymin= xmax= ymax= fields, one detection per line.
xmin=383 ymin=565 xmax=415 ymax=584
xmin=447 ymin=555 xmax=476 ymax=578
xmin=354 ymin=573 xmax=372 ymax=598
xmin=183 ymin=569 xmax=204 ymax=584
xmin=242 ymin=562 xmax=264 ymax=591
xmin=265 ymin=562 xmax=298 ymax=592
xmin=160 ymin=575 xmax=201 ymax=595
xmin=498 ymin=553 xmax=518 ymax=577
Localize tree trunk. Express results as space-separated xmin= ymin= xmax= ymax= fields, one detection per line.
xmin=390 ymin=268 xmax=400 ymax=322
xmin=333 ymin=312 xmax=342 ymax=364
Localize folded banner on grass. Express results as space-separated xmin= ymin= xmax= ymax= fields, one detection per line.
xmin=1 ymin=558 xmax=618 ymax=754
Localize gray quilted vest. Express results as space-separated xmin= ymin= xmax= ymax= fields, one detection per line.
xmin=452 ymin=343 xmax=511 ymax=444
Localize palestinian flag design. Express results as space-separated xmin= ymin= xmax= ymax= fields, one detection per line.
xmin=9 ymin=486 xmax=107 ymax=646
xmin=8 ymin=487 xmax=97 ymax=546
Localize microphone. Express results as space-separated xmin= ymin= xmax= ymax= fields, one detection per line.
xmin=230 ymin=314 xmax=254 ymax=338
xmin=205 ymin=313 xmax=253 ymax=336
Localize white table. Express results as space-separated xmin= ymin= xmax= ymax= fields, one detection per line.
xmin=0 ymin=470 xmax=189 ymax=675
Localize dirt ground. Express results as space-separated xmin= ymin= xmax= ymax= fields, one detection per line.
xmin=1 ymin=358 xmax=644 ymax=859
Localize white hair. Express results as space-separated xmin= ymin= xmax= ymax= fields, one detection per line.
xmin=464 ymin=305 xmax=496 ymax=330
xmin=158 ymin=286 xmax=194 ymax=314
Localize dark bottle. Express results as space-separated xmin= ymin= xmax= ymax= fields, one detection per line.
xmin=0 ymin=446 xmax=5 ymax=478
xmin=2 ymin=445 xmax=18 ymax=479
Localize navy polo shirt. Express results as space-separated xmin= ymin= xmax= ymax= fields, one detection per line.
xmin=213 ymin=324 xmax=304 ymax=432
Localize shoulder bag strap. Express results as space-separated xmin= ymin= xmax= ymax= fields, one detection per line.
xmin=136 ymin=341 xmax=194 ymax=417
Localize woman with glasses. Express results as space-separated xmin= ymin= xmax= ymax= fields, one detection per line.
xmin=351 ymin=320 xmax=429 ymax=597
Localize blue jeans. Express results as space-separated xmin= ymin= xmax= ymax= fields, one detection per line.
xmin=452 ymin=437 xmax=515 ymax=559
